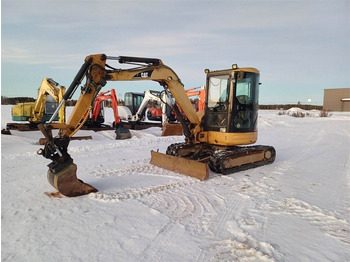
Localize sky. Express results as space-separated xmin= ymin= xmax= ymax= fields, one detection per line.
xmin=1 ymin=0 xmax=349 ymax=105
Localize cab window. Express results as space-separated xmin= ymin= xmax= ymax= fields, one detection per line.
xmin=207 ymin=75 xmax=229 ymax=110
xmin=236 ymin=77 xmax=253 ymax=104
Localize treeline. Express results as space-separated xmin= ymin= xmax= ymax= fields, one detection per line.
xmin=1 ymin=96 xmax=35 ymax=104
xmin=260 ymin=104 xmax=323 ymax=110
xmin=1 ymin=96 xmax=78 ymax=106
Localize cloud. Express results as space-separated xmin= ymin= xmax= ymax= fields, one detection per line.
xmin=2 ymin=41 xmax=83 ymax=68
xmin=2 ymin=0 xmax=349 ymax=104
xmin=103 ymin=32 xmax=216 ymax=57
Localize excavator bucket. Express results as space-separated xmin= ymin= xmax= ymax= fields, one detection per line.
xmin=47 ymin=163 xmax=98 ymax=197
xmin=115 ymin=124 xmax=132 ymax=140
xmin=150 ymin=150 xmax=209 ymax=180
xmin=161 ymin=123 xmax=183 ymax=136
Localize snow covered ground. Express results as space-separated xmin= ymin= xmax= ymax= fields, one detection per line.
xmin=1 ymin=105 xmax=349 ymax=261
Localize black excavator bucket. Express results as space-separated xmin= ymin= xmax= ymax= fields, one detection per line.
xmin=47 ymin=163 xmax=98 ymax=197
xmin=115 ymin=123 xmax=131 ymax=140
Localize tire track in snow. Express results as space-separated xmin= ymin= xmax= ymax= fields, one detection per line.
xmin=138 ymin=178 xmax=228 ymax=260
xmin=68 ymin=135 xmax=183 ymax=154
xmin=87 ymin=156 xmax=205 ymax=204
xmin=196 ymin=176 xmax=284 ymax=262
xmin=196 ymin=187 xmax=243 ymax=261
xmin=88 ymin=163 xmax=222 ymax=261
xmin=119 ymin=163 xmax=285 ymax=261
xmin=139 ymin=220 xmax=180 ymax=262
xmin=241 ymin=159 xmax=349 ymax=245
xmin=139 ymin=177 xmax=226 ymax=232
xmin=88 ymin=159 xmax=153 ymax=178
xmin=280 ymin=198 xmax=350 ymax=244
xmin=1 ymin=151 xmax=38 ymax=160
xmin=89 ymin=156 xmax=286 ymax=261
xmin=246 ymin=158 xmax=349 ymax=245
xmin=201 ymin=237 xmax=279 ymax=262
xmin=89 ymin=179 xmax=197 ymax=203
xmin=88 ymin=162 xmax=201 ymax=185
xmin=197 ymin=161 xmax=291 ymax=261
xmin=237 ymin=160 xmax=292 ymax=245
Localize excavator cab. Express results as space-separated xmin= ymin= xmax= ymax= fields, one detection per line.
xmin=201 ymin=67 xmax=260 ymax=145
xmin=124 ymin=92 xmax=144 ymax=115
xmin=203 ymin=70 xmax=259 ymax=132
xmin=158 ymin=65 xmax=274 ymax=177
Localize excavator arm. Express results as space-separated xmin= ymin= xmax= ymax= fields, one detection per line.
xmin=38 ymin=54 xmax=202 ymax=197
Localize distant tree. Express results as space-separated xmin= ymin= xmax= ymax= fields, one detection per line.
xmin=259 ymin=104 xmax=322 ymax=110
xmin=1 ymin=96 xmax=9 ymax=104
xmin=1 ymin=96 xmax=35 ymax=105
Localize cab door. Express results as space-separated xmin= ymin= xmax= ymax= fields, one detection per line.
xmin=229 ymin=72 xmax=259 ymax=133
xmin=202 ymin=74 xmax=230 ymax=132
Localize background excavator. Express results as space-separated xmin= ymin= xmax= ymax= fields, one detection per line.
xmin=85 ymin=89 xmax=119 ymax=128
xmin=6 ymin=78 xmax=66 ymax=131
xmin=125 ymin=90 xmax=163 ymax=123
xmin=84 ymin=89 xmax=132 ymax=139
xmin=186 ymin=86 xmax=206 ymax=112
xmin=37 ymin=54 xmax=275 ymax=197
xmin=160 ymin=86 xmax=207 ymax=136
xmin=87 ymin=89 xmax=173 ymax=131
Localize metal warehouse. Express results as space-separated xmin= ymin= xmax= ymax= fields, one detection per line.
xmin=323 ymin=88 xmax=350 ymax=112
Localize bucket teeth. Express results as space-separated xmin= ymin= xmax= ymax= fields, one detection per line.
xmin=47 ymin=163 xmax=97 ymax=197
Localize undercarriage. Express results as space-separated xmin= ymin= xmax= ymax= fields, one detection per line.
xmin=165 ymin=142 xmax=276 ymax=175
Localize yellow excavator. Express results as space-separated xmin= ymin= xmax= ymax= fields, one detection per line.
xmin=5 ymin=78 xmax=65 ymax=133
xmin=12 ymin=78 xmax=66 ymax=124
xmin=37 ymin=54 xmax=276 ymax=197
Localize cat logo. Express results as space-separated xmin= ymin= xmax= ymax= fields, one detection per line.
xmin=133 ymin=70 xmax=153 ymax=79
xmin=141 ymin=72 xmax=149 ymax=78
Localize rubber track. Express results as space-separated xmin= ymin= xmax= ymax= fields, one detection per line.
xmin=166 ymin=143 xmax=276 ymax=175
xmin=208 ymin=145 xmax=276 ymax=175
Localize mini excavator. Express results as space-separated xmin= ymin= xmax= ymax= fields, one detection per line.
xmin=84 ymin=89 xmax=131 ymax=139
xmin=11 ymin=78 xmax=66 ymax=124
xmin=37 ymin=54 xmax=275 ymax=197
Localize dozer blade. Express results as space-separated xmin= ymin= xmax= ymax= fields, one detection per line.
xmin=161 ymin=123 xmax=183 ymax=136
xmin=47 ymin=163 xmax=98 ymax=197
xmin=150 ymin=150 xmax=209 ymax=180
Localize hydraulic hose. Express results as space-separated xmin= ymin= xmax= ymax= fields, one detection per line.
xmin=48 ymin=58 xmax=93 ymax=124
xmin=63 ymin=57 xmax=93 ymax=100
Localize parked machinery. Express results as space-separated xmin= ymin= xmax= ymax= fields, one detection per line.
xmin=37 ymin=54 xmax=275 ymax=197
xmin=8 ymin=78 xmax=65 ymax=131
